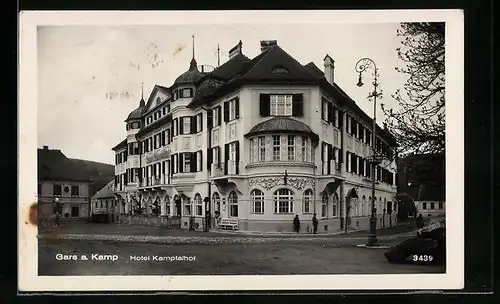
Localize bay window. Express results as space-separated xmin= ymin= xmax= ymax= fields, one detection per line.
xmin=258 ymin=136 xmax=266 ymax=161
xmin=287 ymin=135 xmax=295 ymax=160
xmin=272 ymin=135 xmax=281 ymax=160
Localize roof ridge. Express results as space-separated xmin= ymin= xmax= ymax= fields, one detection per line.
xmin=237 ymin=47 xmax=274 ymax=79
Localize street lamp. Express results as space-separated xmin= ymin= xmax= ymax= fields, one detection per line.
xmin=355 ymin=57 xmax=383 ymax=247
xmin=52 ymin=196 xmax=60 ymax=226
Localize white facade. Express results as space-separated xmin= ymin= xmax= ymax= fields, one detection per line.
xmin=112 ymin=41 xmax=398 ymax=232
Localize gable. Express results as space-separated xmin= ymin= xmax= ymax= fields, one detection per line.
xmin=144 ymin=86 xmax=170 ymax=114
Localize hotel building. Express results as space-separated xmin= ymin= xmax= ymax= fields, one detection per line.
xmin=112 ymin=40 xmax=398 ymax=232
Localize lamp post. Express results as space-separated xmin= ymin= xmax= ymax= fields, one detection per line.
xmin=53 ymin=196 xmax=60 ymax=226
xmin=355 ymin=57 xmax=383 ymax=247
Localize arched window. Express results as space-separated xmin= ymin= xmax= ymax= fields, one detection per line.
xmin=251 ymin=189 xmax=264 ymax=214
xmin=228 ymin=191 xmax=238 ymax=217
xmin=362 ymin=195 xmax=366 ymax=216
xmin=212 ymin=192 xmax=220 ymax=210
xmin=321 ymin=192 xmax=328 ymax=217
xmin=302 ymin=189 xmax=313 ymax=214
xmin=333 ymin=193 xmax=339 ymax=217
xmin=194 ymin=193 xmax=203 ymax=216
xmin=165 ymin=196 xmax=170 ymax=216
xmin=274 ymin=189 xmax=294 ymax=214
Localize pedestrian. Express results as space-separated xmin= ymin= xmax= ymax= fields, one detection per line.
xmin=312 ymin=213 xmax=318 ymax=234
xmin=416 ymin=214 xmax=424 ymax=229
xmin=293 ymin=215 xmax=300 ymax=233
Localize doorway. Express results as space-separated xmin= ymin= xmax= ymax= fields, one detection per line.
xmin=71 ymin=206 xmax=79 ymax=217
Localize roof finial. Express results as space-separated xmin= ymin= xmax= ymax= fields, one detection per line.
xmin=141 ymin=82 xmax=144 ymax=100
xmin=192 ymin=34 xmax=195 ymax=59
xmin=217 ymin=43 xmax=220 ymax=67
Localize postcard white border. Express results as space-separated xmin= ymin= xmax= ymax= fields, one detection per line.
xmin=18 ymin=9 xmax=464 ymax=291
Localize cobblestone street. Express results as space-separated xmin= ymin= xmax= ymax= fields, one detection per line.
xmin=38 ymin=222 xmax=445 ymax=275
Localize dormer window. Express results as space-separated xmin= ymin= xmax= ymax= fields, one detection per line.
xmin=270 ymin=95 xmax=293 ymax=116
xmin=272 ymin=66 xmax=289 ymax=74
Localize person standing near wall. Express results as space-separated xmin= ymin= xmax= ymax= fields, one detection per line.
xmin=312 ymin=213 xmax=318 ymax=234
xmin=293 ymin=215 xmax=300 ymax=233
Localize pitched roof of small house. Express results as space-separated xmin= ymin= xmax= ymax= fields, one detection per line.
xmin=92 ymin=180 xmax=115 ymax=200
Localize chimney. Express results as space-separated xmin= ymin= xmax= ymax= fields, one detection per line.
xmin=228 ymin=40 xmax=243 ymax=60
xmin=43 ymin=145 xmax=48 ymax=150
xmin=260 ymin=40 xmax=277 ymax=53
xmin=323 ymin=55 xmax=335 ymax=85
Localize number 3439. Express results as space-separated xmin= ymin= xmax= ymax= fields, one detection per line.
xmin=412 ymin=255 xmax=434 ymax=262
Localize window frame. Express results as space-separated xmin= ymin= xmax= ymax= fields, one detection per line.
xmin=273 ymin=189 xmax=294 ymax=214
xmin=270 ymin=94 xmax=293 ymax=116
xmin=228 ymin=191 xmax=238 ymax=217
xmin=272 ymin=135 xmax=281 ymax=161
xmin=251 ymin=189 xmax=264 ymax=214
xmin=71 ymin=185 xmax=79 ymax=196
xmin=302 ymin=189 xmax=313 ymax=214
xmin=194 ymin=194 xmax=203 ymax=216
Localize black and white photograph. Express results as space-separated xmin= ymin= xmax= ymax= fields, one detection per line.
xmin=18 ymin=10 xmax=464 ymax=291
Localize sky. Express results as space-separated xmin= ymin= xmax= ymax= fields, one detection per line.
xmin=37 ymin=22 xmax=407 ymax=165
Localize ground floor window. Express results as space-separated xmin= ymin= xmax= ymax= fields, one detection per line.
xmin=229 ymin=191 xmax=238 ymax=217
xmin=251 ymin=189 xmax=264 ymax=214
xmin=302 ymin=189 xmax=313 ymax=214
xmin=333 ymin=194 xmax=339 ymax=217
xmin=194 ymin=194 xmax=203 ymax=216
xmin=183 ymin=199 xmax=192 ymax=216
xmin=438 ymin=202 xmax=444 ymax=210
xmin=274 ymin=189 xmax=294 ymax=214
xmin=321 ymin=193 xmax=328 ymax=217
xmin=422 ymin=202 xmax=427 ymax=210
xmin=430 ymin=202 xmax=435 ymax=210
xmin=166 ymin=199 xmax=170 ymax=215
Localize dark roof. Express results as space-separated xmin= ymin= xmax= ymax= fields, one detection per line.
xmin=126 ymin=100 xmax=145 ymax=121
xmin=173 ymin=58 xmax=204 ymax=86
xmin=245 ymin=117 xmax=319 ymax=142
xmin=209 ymin=53 xmax=251 ymax=80
xmin=92 ymin=180 xmax=115 ymax=199
xmin=38 ymin=148 xmax=91 ymax=182
xmin=304 ymin=62 xmax=324 ymax=78
xmin=111 ymin=139 xmax=127 ymax=151
xmin=237 ymin=45 xmax=319 ymax=82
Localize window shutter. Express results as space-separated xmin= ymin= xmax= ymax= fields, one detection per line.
xmin=327 ymin=144 xmax=333 ymax=174
xmin=292 ymin=94 xmax=303 ymax=117
xmin=191 ymin=152 xmax=197 ymax=172
xmin=359 ymin=157 xmax=364 ymax=176
xmin=189 ymin=88 xmax=194 ymax=98
xmin=162 ymin=161 xmax=165 ymax=176
xmin=353 ymin=154 xmax=358 ymax=174
xmin=191 ymin=116 xmax=196 ymax=134
xmin=352 ymin=118 xmax=358 ymax=136
xmin=339 ymin=110 xmax=343 ymax=128
xmin=153 ymin=136 xmax=157 ymax=149
xmin=235 ymin=97 xmax=240 ymax=119
xmin=235 ymin=141 xmax=240 ymax=175
xmin=166 ymin=129 xmax=170 ymax=144
xmin=217 ymin=106 xmax=222 ymax=125
xmin=346 ymin=152 xmax=350 ymax=171
xmin=223 ymin=101 xmax=229 ymax=122
xmin=179 ymin=89 xmax=184 ymax=98
xmin=199 ymin=113 xmax=204 ymax=132
xmin=161 ymin=131 xmax=165 ymax=146
xmin=259 ymin=94 xmax=270 ymax=117
xmin=179 ymin=153 xmax=183 ymax=173
xmin=207 ymin=148 xmax=213 ymax=169
xmin=327 ymin=102 xmax=333 ymax=123
xmin=170 ymin=155 xmax=174 ymax=175
xmin=207 ymin=109 xmax=213 ymax=129
xmin=321 ymin=99 xmax=325 ymax=120
xmin=179 ymin=118 xmax=183 ymax=135
xmin=339 ymin=148 xmax=343 ymax=163
xmin=224 ymin=144 xmax=229 ymax=175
